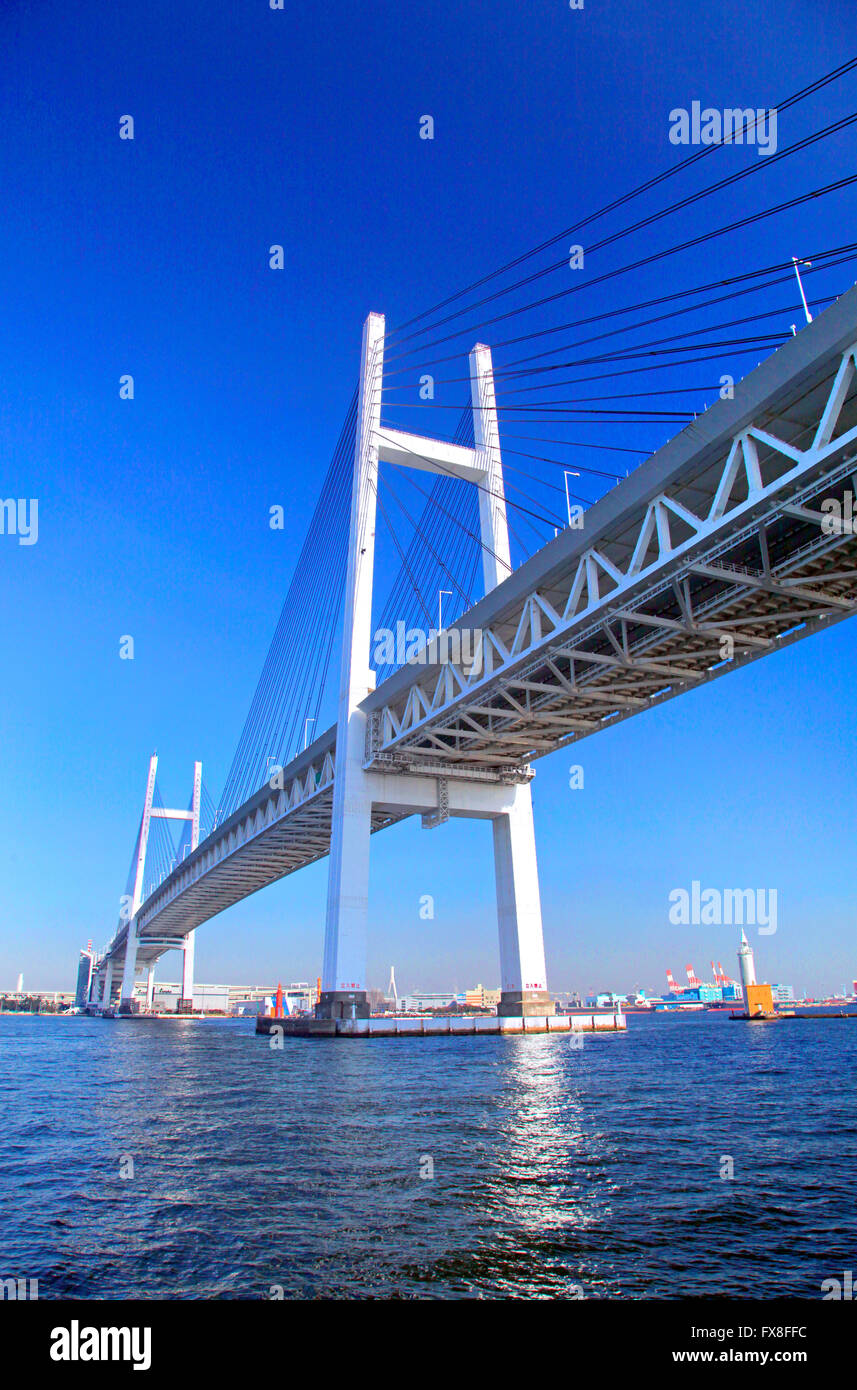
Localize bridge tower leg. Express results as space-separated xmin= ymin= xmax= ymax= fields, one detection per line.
xmin=469 ymin=345 xmax=553 ymax=1018
xmin=470 ymin=342 xmax=512 ymax=592
xmin=180 ymin=935 xmax=195 ymax=1013
xmin=101 ymin=959 xmax=113 ymax=1007
xmin=118 ymin=919 xmax=140 ymax=1013
xmin=118 ymin=754 xmax=157 ymax=1014
xmin=493 ymin=787 xmax=551 ymax=1016
xmin=179 ymin=761 xmax=203 ymax=1013
xmin=145 ymin=967 xmax=155 ymax=1012
xmin=319 ymin=312 xmax=385 ymax=1020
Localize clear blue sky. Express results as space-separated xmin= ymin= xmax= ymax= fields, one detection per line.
xmin=1 ymin=0 xmax=855 ymax=999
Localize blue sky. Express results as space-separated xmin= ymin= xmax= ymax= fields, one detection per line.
xmin=1 ymin=0 xmax=855 ymax=998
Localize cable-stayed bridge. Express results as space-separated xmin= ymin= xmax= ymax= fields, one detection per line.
xmin=85 ymin=285 xmax=857 ymax=1016
xmin=80 ymin=58 xmax=857 ymax=1018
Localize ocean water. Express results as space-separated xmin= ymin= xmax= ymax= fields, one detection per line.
xmin=2 ymin=1011 xmax=855 ymax=1299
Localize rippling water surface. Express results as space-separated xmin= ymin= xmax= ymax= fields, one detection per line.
xmin=2 ymin=1012 xmax=855 ymax=1298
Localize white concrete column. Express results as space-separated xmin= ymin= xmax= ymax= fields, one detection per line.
xmin=102 ymin=959 xmax=114 ymax=1007
xmin=116 ymin=753 xmax=157 ymax=1013
xmin=320 ymin=312 xmax=385 ymax=1017
xmin=471 ymin=343 xmax=550 ymax=1015
xmin=180 ymin=761 xmax=202 ymax=1010
xmin=181 ymin=933 xmax=195 ymax=1010
xmin=119 ymin=917 xmax=139 ymax=1010
xmin=145 ymin=968 xmax=155 ymax=1011
xmin=493 ymin=783 xmax=551 ymax=1016
xmin=470 ymin=342 xmax=511 ymax=593
xmin=131 ymin=755 xmax=158 ymax=912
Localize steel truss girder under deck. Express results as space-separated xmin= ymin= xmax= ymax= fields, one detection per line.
xmin=364 ymin=319 xmax=857 ymax=770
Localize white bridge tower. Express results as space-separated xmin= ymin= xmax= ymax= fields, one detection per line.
xmin=319 ymin=313 xmax=552 ymax=1021
xmin=89 ymin=754 xmax=203 ymax=1013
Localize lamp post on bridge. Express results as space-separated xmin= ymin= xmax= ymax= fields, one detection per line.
xmin=792 ymin=255 xmax=813 ymax=326
xmin=564 ymin=470 xmax=581 ymax=525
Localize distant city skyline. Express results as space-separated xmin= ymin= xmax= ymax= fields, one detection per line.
xmin=7 ymin=915 xmax=854 ymax=1004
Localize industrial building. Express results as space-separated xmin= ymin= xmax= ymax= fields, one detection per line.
xmin=231 ymin=983 xmax=314 ymax=1016
xmin=130 ymin=980 xmax=231 ymax=1013
xmin=398 ymin=992 xmax=461 ymax=1012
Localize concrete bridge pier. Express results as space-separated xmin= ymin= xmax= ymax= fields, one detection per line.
xmin=118 ymin=916 xmax=140 ymax=1014
xmin=493 ymin=784 xmax=552 ymax=1018
xmin=179 ymin=930 xmax=195 ymax=1013
xmin=320 ymin=771 xmax=552 ymax=1020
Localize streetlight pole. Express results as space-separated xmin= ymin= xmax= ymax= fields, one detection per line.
xmin=792 ymin=256 xmax=813 ymax=325
xmin=564 ymin=470 xmax=581 ymax=525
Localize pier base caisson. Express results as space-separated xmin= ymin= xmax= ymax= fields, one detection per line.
xmin=256 ymin=1011 xmax=624 ymax=1038
xmin=498 ymin=990 xmax=555 ymax=1018
xmin=317 ymin=990 xmax=370 ymax=1020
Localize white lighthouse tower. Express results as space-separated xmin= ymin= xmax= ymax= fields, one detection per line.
xmin=736 ymin=930 xmax=757 ymax=1001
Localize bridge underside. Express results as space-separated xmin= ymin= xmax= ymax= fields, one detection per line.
xmin=365 ymin=296 xmax=857 ymax=770
xmin=135 ymin=791 xmax=409 ymax=945
xmin=368 ymin=501 xmax=857 ymax=768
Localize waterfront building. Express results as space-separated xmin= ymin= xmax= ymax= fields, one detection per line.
xmin=223 ymin=983 xmax=315 ymax=1014
xmin=464 ymin=984 xmax=501 ymax=1009
xmin=74 ymin=949 xmax=94 ymax=1007
xmin=114 ymin=979 xmax=316 ymax=1016
xmin=398 ymin=992 xmax=457 ymax=1012
xmin=657 ymin=982 xmax=742 ymax=1006
xmin=0 ymin=990 xmax=75 ymax=1011
xmin=132 ymin=980 xmax=231 ymax=1013
xmin=280 ymin=983 xmax=315 ymax=1014
xmin=227 ymin=985 xmax=276 ymax=1004
xmin=771 ymin=983 xmax=795 ymax=1002
xmin=231 ymin=996 xmax=274 ymax=1017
